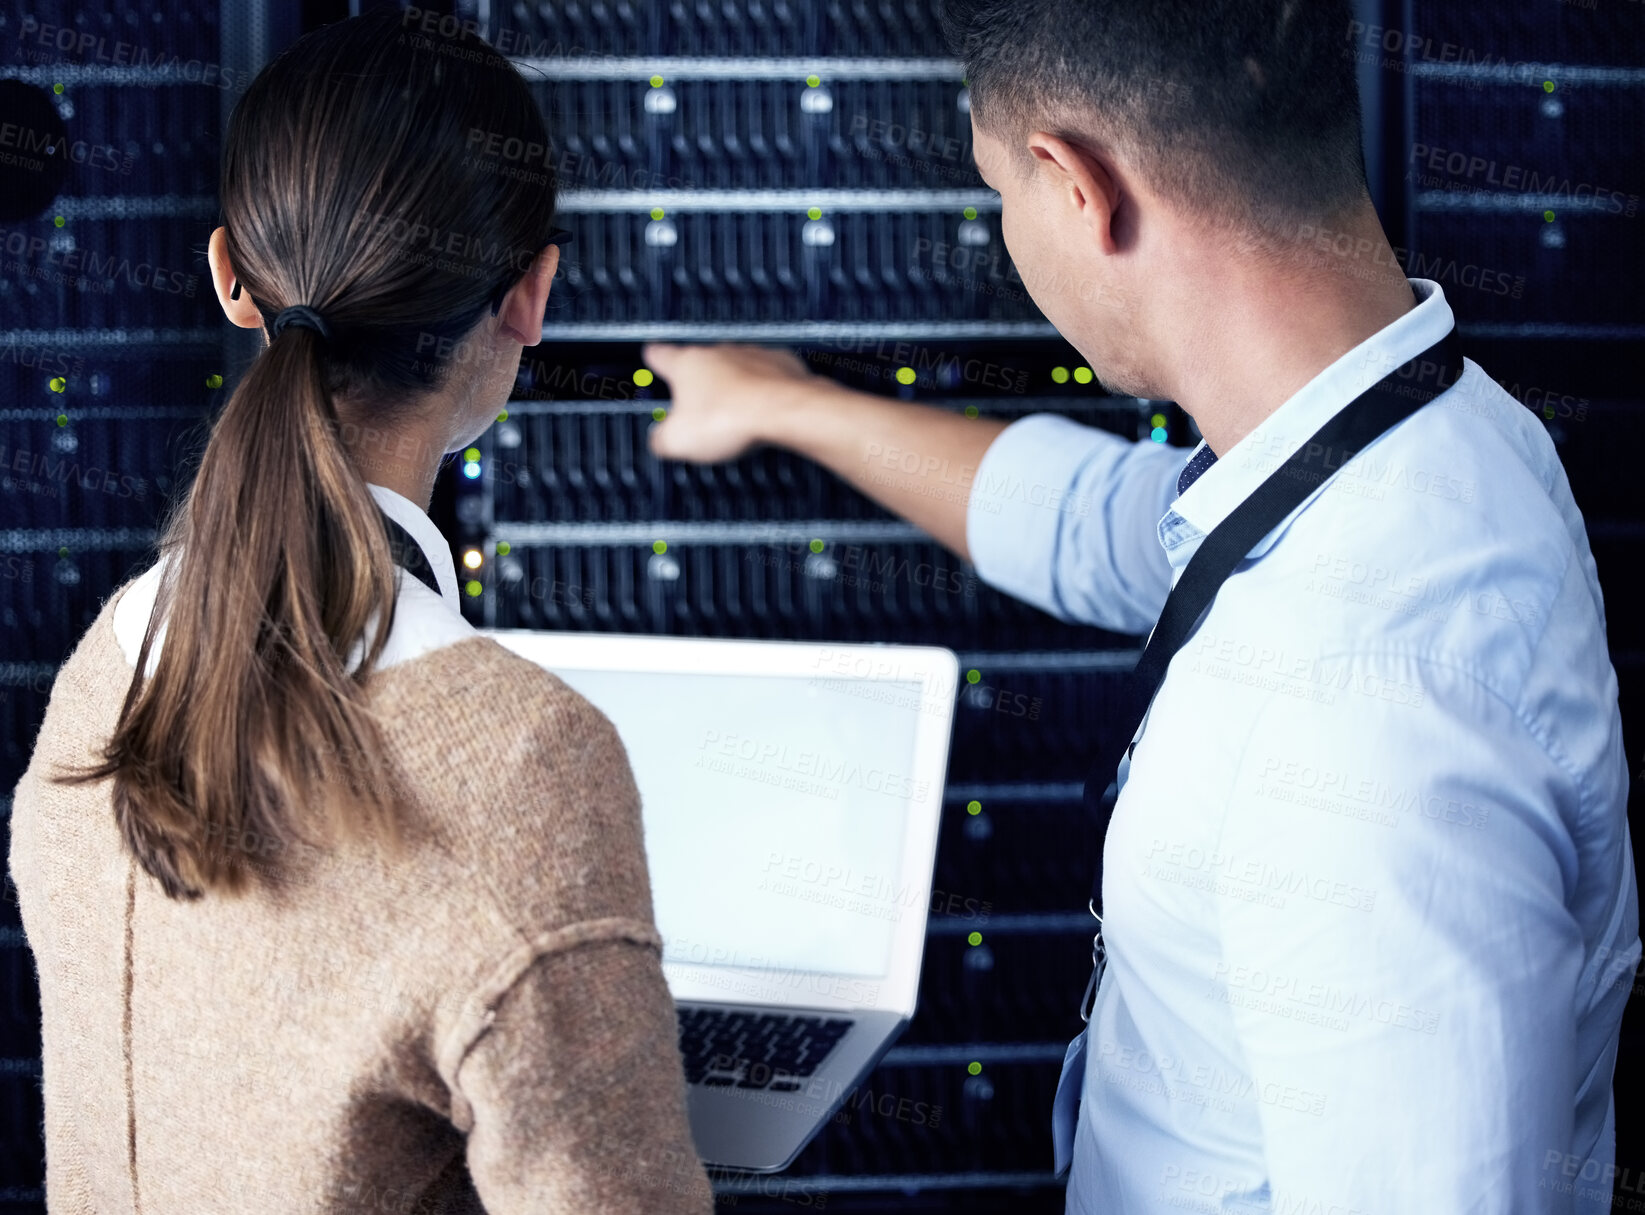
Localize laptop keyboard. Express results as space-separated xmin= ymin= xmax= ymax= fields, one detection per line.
xmin=677 ymin=1008 xmax=854 ymax=1091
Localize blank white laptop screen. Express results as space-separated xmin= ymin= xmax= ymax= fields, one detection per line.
xmin=544 ymin=667 xmax=930 ymax=980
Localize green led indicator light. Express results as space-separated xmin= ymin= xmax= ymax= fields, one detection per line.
xmin=463 ymin=446 xmax=481 ymax=462
xmin=967 ymin=1061 xmax=982 ymax=1076
xmin=653 ymin=540 xmax=668 ymax=554
xmin=966 ymin=669 xmax=981 ymax=685
xmin=1073 ymin=366 xmax=1094 ymax=384
xmin=651 ymin=406 xmax=666 ymax=421
xmin=56 ymin=413 xmax=68 ymax=426
xmin=53 ymin=83 xmax=63 ymax=95
xmin=634 ymin=368 xmax=655 ymax=387
xmin=650 ymin=207 xmax=666 ymax=221
xmin=967 ymin=931 xmax=983 ymax=946
xmin=806 ymin=74 xmax=821 ymax=88
xmin=1544 ymin=210 xmax=1556 ymax=222
xmin=809 ymin=538 xmax=824 ymax=553
xmin=895 ymin=367 xmax=916 ymax=385
xmin=1543 ymin=80 xmax=1555 ymax=93
xmin=650 ymin=74 xmax=665 ymax=88
xmin=58 ymin=546 xmax=68 ymax=558
xmin=807 ymin=206 xmax=823 ymax=221
xmin=497 ymin=541 xmax=511 ymax=556
xmin=206 ymin=373 xmax=223 ymax=389
xmin=963 ymin=206 xmax=978 ymax=220
xmin=464 ymin=579 xmax=483 ymax=597
xmin=53 ymin=215 xmax=65 ymax=228
xmin=1544 ymin=405 xmax=1556 ymax=419
xmin=964 ymin=405 xmax=979 ymax=419
xmin=1051 ymin=366 xmax=1070 ymax=384
xmin=967 ymin=799 xmax=982 ymax=815
xmin=48 ymin=378 xmax=65 ymax=393
xmin=1150 ymin=413 xmax=1167 ymax=429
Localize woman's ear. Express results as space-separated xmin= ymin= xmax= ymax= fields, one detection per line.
xmin=495 ymin=243 xmax=561 ymax=347
xmin=208 ymin=227 xmax=265 ymax=329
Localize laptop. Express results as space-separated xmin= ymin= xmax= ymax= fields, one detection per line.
xmin=484 ymin=629 xmax=958 ymax=1171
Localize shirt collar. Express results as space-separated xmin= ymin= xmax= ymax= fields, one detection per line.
xmin=1158 ymin=277 xmax=1456 ymax=568
xmin=367 ymin=482 xmax=461 ymax=612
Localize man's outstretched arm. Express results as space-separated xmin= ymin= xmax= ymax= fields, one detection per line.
xmin=643 ymin=342 xmax=1182 ymax=633
xmin=645 ymin=342 xmax=1006 ymax=559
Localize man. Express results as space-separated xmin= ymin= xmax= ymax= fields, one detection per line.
xmin=642 ymin=1 xmax=1639 ymax=1210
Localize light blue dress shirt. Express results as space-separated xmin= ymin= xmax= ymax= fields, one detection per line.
xmin=965 ymin=279 xmax=1639 ymax=1214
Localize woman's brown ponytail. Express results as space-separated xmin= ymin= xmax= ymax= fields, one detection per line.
xmin=57 ymin=8 xmax=557 ymax=898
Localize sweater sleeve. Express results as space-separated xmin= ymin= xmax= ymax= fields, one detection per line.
xmin=423 ymin=659 xmax=712 ymax=1212
xmin=453 ymin=932 xmax=712 ymax=1214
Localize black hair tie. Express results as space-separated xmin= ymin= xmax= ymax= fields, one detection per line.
xmin=270 ymin=305 xmax=333 ymax=344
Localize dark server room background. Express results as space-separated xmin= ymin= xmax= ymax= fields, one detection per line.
xmin=1 ymin=1 xmax=1641 ymax=1210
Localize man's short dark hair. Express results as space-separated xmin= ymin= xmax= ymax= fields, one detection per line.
xmin=941 ymin=0 xmax=1369 ymax=235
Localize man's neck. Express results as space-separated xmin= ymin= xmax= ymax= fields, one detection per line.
xmin=1158 ymin=223 xmax=1418 ymax=457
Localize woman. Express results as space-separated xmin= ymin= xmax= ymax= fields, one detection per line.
xmin=8 ymin=10 xmax=711 ymax=1212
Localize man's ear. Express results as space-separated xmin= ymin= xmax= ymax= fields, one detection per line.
xmin=206 ymin=227 xmax=264 ymax=329
xmin=1025 ymin=132 xmax=1124 ymax=256
xmin=496 ymin=244 xmax=561 ymax=347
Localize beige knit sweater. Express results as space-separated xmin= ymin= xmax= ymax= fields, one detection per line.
xmin=9 ymin=581 xmax=713 ymax=1213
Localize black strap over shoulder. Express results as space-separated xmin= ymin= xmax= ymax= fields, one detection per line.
xmin=377 ymin=507 xmax=442 ymax=598
xmin=1082 ymin=328 xmax=1466 ymax=907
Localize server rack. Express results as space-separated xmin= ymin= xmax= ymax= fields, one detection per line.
xmin=456 ymin=9 xmax=1168 ymax=1209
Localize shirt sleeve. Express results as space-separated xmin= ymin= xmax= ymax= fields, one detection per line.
xmin=1213 ymin=650 xmax=1583 ymax=1212
xmin=965 ymin=413 xmax=1182 ymax=634
xmin=454 ymin=932 xmax=713 ymax=1214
